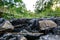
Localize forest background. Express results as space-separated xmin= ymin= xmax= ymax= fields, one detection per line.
xmin=0 ymin=0 xmax=60 ymax=19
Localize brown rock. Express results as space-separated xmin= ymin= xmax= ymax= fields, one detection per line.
xmin=39 ymin=20 xmax=57 ymax=30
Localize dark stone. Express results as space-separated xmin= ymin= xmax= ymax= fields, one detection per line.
xmin=54 ymin=18 xmax=60 ymax=26
xmin=10 ymin=18 xmax=39 ymax=33
xmin=10 ymin=18 xmax=30 ymax=26
xmin=25 ymin=19 xmax=39 ymax=32
xmin=0 ymin=33 xmax=27 ymax=40
xmin=0 ymin=18 xmax=5 ymax=24
xmin=52 ymin=26 xmax=60 ymax=35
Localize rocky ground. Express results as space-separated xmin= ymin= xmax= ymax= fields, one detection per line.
xmin=0 ymin=18 xmax=60 ymax=40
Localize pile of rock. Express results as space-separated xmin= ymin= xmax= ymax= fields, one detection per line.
xmin=0 ymin=18 xmax=60 ymax=40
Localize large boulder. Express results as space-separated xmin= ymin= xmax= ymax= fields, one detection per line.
xmin=2 ymin=20 xmax=14 ymax=30
xmin=0 ymin=18 xmax=14 ymax=31
xmin=39 ymin=20 xmax=57 ymax=30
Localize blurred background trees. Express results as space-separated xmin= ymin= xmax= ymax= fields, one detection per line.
xmin=0 ymin=0 xmax=60 ymax=19
xmin=35 ymin=0 xmax=60 ymax=17
xmin=0 ymin=0 xmax=27 ymax=19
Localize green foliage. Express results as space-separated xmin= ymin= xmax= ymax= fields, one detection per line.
xmin=0 ymin=0 xmax=60 ymax=19
xmin=34 ymin=0 xmax=60 ymax=18
xmin=35 ymin=0 xmax=53 ymax=13
xmin=0 ymin=0 xmax=27 ymax=19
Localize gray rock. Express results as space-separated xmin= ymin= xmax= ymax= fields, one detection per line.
xmin=0 ymin=33 xmax=27 ymax=40
xmin=39 ymin=34 xmax=60 ymax=40
xmin=2 ymin=20 xmax=14 ymax=30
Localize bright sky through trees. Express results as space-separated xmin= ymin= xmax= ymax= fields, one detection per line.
xmin=23 ymin=0 xmax=37 ymax=12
